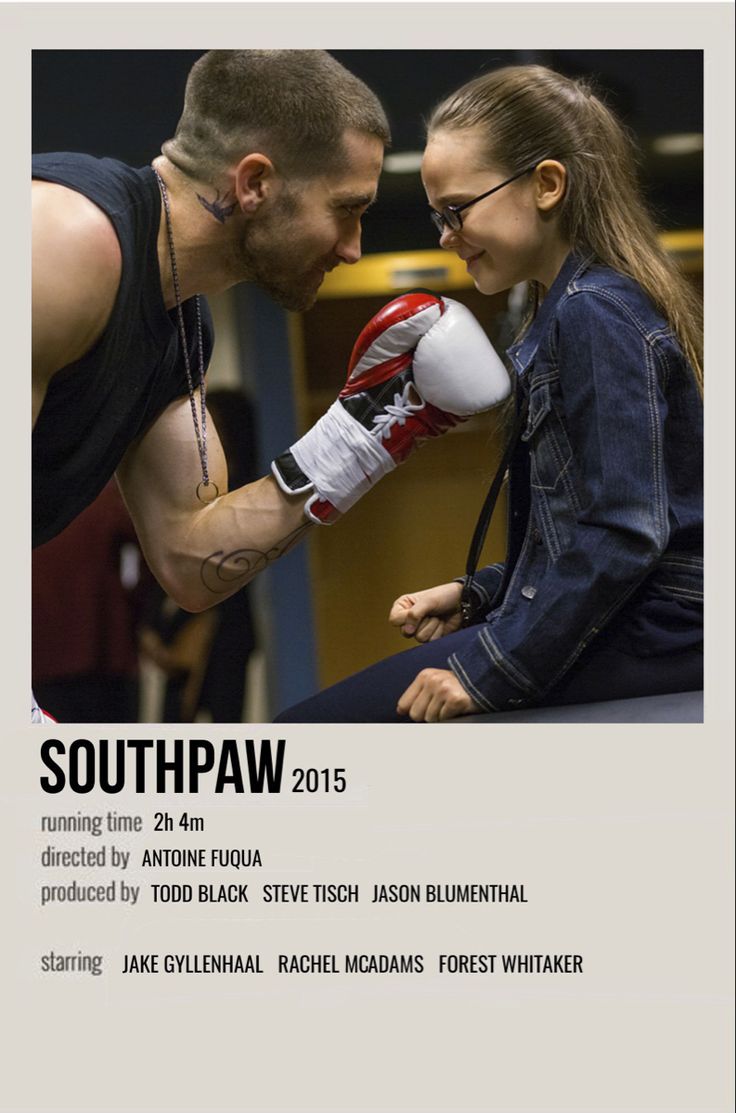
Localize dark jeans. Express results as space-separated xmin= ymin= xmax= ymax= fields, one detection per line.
xmin=274 ymin=625 xmax=703 ymax=723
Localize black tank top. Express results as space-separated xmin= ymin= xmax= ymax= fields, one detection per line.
xmin=32 ymin=153 xmax=214 ymax=547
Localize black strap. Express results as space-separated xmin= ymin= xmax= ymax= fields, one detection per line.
xmin=460 ymin=396 xmax=529 ymax=627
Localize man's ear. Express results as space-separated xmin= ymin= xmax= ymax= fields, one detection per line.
xmin=535 ymin=159 xmax=567 ymax=213
xmin=233 ymin=154 xmax=276 ymax=213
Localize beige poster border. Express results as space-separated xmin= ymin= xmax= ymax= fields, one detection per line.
xmin=2 ymin=5 xmax=734 ymax=1112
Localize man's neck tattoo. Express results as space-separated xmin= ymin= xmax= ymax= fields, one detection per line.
xmin=196 ymin=189 xmax=237 ymax=224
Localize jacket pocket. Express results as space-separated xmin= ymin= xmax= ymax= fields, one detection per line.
xmin=522 ymin=381 xmax=573 ymax=495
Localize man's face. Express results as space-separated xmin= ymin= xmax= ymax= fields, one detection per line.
xmin=239 ymin=129 xmax=384 ymax=312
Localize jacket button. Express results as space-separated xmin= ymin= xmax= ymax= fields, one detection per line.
xmin=532 ymin=528 xmax=543 ymax=544
xmin=521 ymin=585 xmax=537 ymax=600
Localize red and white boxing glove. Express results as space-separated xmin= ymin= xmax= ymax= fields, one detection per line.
xmin=31 ymin=691 xmax=57 ymax=724
xmin=272 ymin=291 xmax=511 ymax=524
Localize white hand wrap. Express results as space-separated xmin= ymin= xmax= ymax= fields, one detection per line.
xmin=287 ymin=401 xmax=396 ymax=513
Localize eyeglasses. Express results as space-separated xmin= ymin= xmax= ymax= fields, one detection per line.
xmin=429 ymin=161 xmax=542 ymax=235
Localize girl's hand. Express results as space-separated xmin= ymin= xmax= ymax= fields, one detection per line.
xmin=397 ymin=668 xmax=480 ymax=722
xmin=388 ymin=582 xmax=464 ymax=643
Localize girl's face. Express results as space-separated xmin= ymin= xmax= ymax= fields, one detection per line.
xmin=422 ymin=128 xmax=569 ymax=294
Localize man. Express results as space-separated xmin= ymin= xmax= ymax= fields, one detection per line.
xmin=33 ymin=51 xmax=388 ymax=611
xmin=32 ymin=50 xmax=508 ymax=719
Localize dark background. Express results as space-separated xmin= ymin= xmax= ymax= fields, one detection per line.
xmin=32 ymin=49 xmax=703 ymax=252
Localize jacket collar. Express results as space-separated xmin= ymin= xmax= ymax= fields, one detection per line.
xmin=507 ymin=251 xmax=594 ymax=376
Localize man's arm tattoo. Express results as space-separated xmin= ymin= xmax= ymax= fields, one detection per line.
xmin=200 ymin=523 xmax=310 ymax=595
xmin=196 ymin=189 xmax=238 ymax=224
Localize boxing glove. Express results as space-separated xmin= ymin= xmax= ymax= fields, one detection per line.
xmin=272 ymin=291 xmax=511 ymax=524
xmin=31 ymin=691 xmax=56 ymax=723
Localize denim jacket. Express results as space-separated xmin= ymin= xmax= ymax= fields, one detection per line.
xmin=449 ymin=252 xmax=703 ymax=711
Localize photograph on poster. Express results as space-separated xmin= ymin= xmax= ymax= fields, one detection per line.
xmin=32 ymin=48 xmax=703 ymax=727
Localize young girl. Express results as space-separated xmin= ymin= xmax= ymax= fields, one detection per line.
xmin=276 ymin=64 xmax=703 ymax=723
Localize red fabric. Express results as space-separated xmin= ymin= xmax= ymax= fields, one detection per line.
xmin=340 ymin=351 xmax=413 ymax=395
xmin=380 ymin=400 xmax=462 ymax=463
xmin=32 ymin=481 xmax=142 ymax=680
xmin=348 ymin=291 xmax=443 ymax=366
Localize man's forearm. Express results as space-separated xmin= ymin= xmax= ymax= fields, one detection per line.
xmin=127 ymin=475 xmax=311 ymax=613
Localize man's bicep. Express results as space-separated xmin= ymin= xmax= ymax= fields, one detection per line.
xmin=118 ymin=397 xmax=309 ymax=612
xmin=116 ymin=396 xmax=229 ymax=545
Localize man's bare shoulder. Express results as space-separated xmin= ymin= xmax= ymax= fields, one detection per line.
xmin=32 ymin=181 xmax=123 ymax=378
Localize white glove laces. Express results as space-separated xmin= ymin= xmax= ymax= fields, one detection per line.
xmin=371 ymin=381 xmax=426 ymax=440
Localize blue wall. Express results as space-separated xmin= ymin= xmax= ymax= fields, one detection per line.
xmin=234 ymin=286 xmax=318 ymax=716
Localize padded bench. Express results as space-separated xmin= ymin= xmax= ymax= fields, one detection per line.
xmin=455 ymin=690 xmax=703 ymax=724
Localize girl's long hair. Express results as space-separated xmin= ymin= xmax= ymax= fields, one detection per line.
xmin=427 ymin=65 xmax=703 ymax=390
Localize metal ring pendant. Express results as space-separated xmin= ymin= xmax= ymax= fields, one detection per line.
xmin=196 ymin=480 xmax=220 ymax=504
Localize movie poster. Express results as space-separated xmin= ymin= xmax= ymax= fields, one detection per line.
xmin=4 ymin=5 xmax=733 ymax=1112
